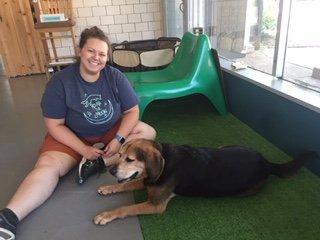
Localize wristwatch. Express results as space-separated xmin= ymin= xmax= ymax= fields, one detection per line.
xmin=115 ymin=133 xmax=126 ymax=144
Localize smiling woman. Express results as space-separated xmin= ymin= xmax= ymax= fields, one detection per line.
xmin=0 ymin=26 xmax=157 ymax=240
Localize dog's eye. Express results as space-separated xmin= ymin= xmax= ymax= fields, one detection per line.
xmin=125 ymin=158 xmax=134 ymax=163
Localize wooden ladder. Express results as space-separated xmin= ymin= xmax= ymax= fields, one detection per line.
xmin=31 ymin=0 xmax=77 ymax=79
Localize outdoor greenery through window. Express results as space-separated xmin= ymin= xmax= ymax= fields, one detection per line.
xmin=164 ymin=0 xmax=320 ymax=93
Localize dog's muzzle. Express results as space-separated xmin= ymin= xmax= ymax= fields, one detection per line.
xmin=109 ymin=165 xmax=139 ymax=183
xmin=118 ymin=171 xmax=139 ymax=183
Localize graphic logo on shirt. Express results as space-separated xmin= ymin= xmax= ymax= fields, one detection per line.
xmin=81 ymin=94 xmax=113 ymax=124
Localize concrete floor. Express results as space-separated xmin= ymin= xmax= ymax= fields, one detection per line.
xmin=0 ymin=72 xmax=144 ymax=240
xmin=223 ymin=46 xmax=320 ymax=93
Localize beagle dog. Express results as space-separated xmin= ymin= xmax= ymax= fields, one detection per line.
xmin=93 ymin=139 xmax=315 ymax=225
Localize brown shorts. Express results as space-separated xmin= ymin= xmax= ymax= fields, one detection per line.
xmin=39 ymin=121 xmax=121 ymax=162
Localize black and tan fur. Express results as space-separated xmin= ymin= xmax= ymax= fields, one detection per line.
xmin=93 ymin=139 xmax=316 ymax=225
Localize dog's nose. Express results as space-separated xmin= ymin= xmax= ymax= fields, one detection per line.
xmin=109 ymin=165 xmax=117 ymax=176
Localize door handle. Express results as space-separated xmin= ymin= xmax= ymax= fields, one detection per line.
xmin=179 ymin=1 xmax=183 ymax=13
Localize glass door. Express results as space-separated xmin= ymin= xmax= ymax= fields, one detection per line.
xmin=163 ymin=0 xmax=185 ymax=38
xmin=283 ymin=0 xmax=320 ymax=92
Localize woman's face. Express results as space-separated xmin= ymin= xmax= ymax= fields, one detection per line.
xmin=79 ymin=37 xmax=109 ymax=76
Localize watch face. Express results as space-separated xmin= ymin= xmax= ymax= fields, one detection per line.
xmin=119 ymin=137 xmax=125 ymax=144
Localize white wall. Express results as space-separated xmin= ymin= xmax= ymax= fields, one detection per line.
xmin=51 ymin=0 xmax=164 ymax=57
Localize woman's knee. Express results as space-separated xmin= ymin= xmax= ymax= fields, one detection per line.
xmin=35 ymin=151 xmax=77 ymax=177
xmin=146 ymin=123 xmax=157 ymax=139
xmin=134 ymin=121 xmax=157 ymax=140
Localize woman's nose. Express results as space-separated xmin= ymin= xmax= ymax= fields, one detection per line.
xmin=90 ymin=50 xmax=98 ymax=59
xmin=93 ymin=52 xmax=99 ymax=59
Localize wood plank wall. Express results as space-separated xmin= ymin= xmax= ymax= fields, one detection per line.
xmin=0 ymin=0 xmax=45 ymax=77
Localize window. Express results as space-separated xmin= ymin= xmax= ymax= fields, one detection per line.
xmin=283 ymin=0 xmax=320 ymax=92
xmin=163 ymin=0 xmax=184 ymax=38
xmin=163 ymin=0 xmax=320 ymax=93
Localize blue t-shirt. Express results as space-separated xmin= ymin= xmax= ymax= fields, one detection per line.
xmin=41 ymin=63 xmax=139 ymax=138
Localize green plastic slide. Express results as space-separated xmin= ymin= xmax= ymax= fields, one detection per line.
xmin=125 ymin=31 xmax=228 ymax=118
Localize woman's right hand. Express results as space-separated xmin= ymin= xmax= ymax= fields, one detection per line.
xmin=80 ymin=145 xmax=104 ymax=160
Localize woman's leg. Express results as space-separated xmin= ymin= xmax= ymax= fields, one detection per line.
xmin=6 ymin=151 xmax=77 ymax=220
xmin=100 ymin=121 xmax=156 ymax=167
xmin=126 ymin=121 xmax=156 ymax=141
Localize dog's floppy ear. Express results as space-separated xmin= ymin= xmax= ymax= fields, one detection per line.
xmin=144 ymin=148 xmax=164 ymax=185
xmin=151 ymin=140 xmax=162 ymax=152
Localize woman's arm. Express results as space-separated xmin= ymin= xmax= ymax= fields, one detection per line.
xmin=117 ymin=105 xmax=139 ymax=138
xmin=44 ymin=117 xmax=104 ymax=160
xmin=104 ymin=105 xmax=139 ymax=156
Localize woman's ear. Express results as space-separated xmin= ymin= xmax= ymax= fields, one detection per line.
xmin=144 ymin=149 xmax=164 ymax=185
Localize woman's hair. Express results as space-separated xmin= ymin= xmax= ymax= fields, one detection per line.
xmin=78 ymin=26 xmax=112 ymax=62
xmin=79 ymin=26 xmax=110 ymax=49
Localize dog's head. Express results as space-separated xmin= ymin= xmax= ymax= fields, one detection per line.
xmin=109 ymin=139 xmax=164 ymax=184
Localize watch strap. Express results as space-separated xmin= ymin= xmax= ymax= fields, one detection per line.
xmin=115 ymin=134 xmax=125 ymax=144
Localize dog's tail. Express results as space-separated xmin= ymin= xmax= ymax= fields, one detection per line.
xmin=267 ymin=151 xmax=318 ymax=178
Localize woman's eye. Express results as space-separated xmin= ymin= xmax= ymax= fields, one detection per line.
xmin=126 ymin=158 xmax=134 ymax=163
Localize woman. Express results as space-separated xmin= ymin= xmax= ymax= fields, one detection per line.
xmin=0 ymin=26 xmax=156 ymax=240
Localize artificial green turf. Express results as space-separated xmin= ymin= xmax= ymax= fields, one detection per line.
xmin=134 ymin=95 xmax=320 ymax=240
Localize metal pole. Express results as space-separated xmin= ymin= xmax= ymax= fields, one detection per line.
xmin=273 ymin=0 xmax=292 ymax=77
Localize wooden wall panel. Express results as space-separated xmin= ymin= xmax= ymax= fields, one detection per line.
xmin=0 ymin=0 xmax=45 ymax=77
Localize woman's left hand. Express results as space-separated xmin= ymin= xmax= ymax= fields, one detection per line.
xmin=104 ymin=139 xmax=121 ymax=157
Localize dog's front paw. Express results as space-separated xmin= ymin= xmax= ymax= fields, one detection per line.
xmin=93 ymin=211 xmax=116 ymax=225
xmin=97 ymin=185 xmax=118 ymax=195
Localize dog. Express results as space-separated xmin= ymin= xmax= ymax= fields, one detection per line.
xmin=93 ymin=139 xmax=316 ymax=225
